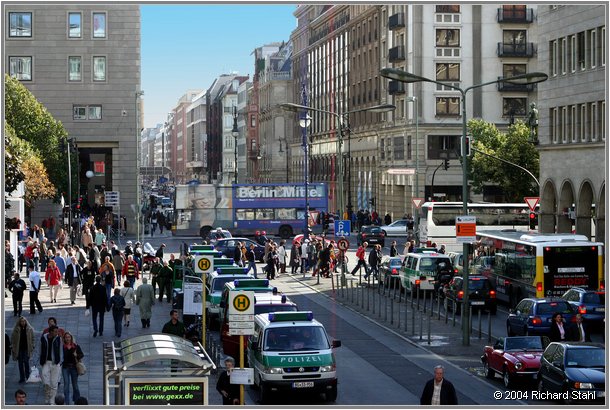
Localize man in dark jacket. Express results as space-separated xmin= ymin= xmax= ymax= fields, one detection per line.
xmin=40 ymin=325 xmax=63 ymax=404
xmin=157 ymin=260 xmax=174 ymax=302
xmin=155 ymin=243 xmax=166 ymax=261
xmin=216 ymin=356 xmax=240 ymax=405
xmin=86 ymin=275 xmax=108 ymax=337
xmin=8 ymin=273 xmax=27 ymax=317
xmin=65 ymin=256 xmax=82 ymax=305
xmin=420 ymin=365 xmax=458 ymax=405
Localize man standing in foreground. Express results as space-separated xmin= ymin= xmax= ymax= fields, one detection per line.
xmin=162 ymin=309 xmax=185 ymax=338
xmin=420 ymin=365 xmax=458 ymax=405
xmin=40 ymin=325 xmax=63 ymax=405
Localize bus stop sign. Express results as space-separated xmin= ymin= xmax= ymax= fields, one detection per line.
xmin=194 ymin=255 xmax=214 ymax=274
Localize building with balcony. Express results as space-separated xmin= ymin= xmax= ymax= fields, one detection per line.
xmin=168 ymin=90 xmax=202 ymax=184
xmin=185 ymin=92 xmax=206 ymax=181
xmin=536 ymin=5 xmax=605 ymax=244
xmin=4 ymin=5 xmax=141 ymax=233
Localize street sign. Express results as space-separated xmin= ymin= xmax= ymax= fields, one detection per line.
xmin=387 ymin=168 xmax=416 ymax=175
xmin=412 ymin=198 xmax=424 ymax=209
xmin=524 ymin=197 xmax=540 ymax=212
xmin=334 ymin=220 xmax=351 ymax=237
xmin=455 ymin=215 xmax=476 ymax=243
xmin=194 ymin=255 xmax=214 ymax=274
xmin=228 ymin=327 xmax=255 ymax=336
xmin=228 ymin=291 xmax=255 ymax=316
xmin=104 ymin=191 xmax=120 ymax=206
xmin=337 ymin=238 xmax=349 ymax=251
xmin=230 ymin=368 xmax=254 ymax=385
xmin=228 ymin=314 xmax=254 ymax=322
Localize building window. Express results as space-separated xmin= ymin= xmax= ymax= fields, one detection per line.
xmin=589 ymin=102 xmax=597 ymax=142
xmin=436 ymin=63 xmax=460 ymax=81
xmin=561 ymin=106 xmax=567 ymax=143
xmin=436 ymin=29 xmax=460 ymax=47
xmin=568 ymin=105 xmax=574 ymax=142
xmin=9 ymin=12 xmax=32 ymax=37
xmin=92 ymin=56 xmax=106 ymax=81
xmin=549 ymin=40 xmax=557 ymax=76
xmin=73 ymin=105 xmax=102 ymax=120
xmin=550 ymin=108 xmax=558 ymax=144
xmin=569 ymin=35 xmax=576 ymax=73
xmin=503 ymin=98 xmax=527 ymax=117
xmin=501 ymin=5 xmax=526 ymax=19
xmin=427 ymin=135 xmax=459 ymax=159
xmin=9 ymin=56 xmax=32 ymax=81
xmin=68 ymin=56 xmax=81 ymax=81
xmin=559 ymin=37 xmax=566 ymax=74
xmin=503 ymin=30 xmax=526 ymax=54
xmin=435 ymin=97 xmax=460 ymax=116
xmin=436 ymin=5 xmax=460 ymax=13
xmin=88 ymin=105 xmax=102 ymax=120
xmin=600 ymin=101 xmax=606 ymax=141
xmin=250 ymin=115 xmax=256 ymax=127
xmin=601 ymin=27 xmax=606 ymax=67
xmin=580 ymin=104 xmax=587 ymax=142
xmin=406 ymin=135 xmax=412 ymax=160
xmin=393 ymin=136 xmax=404 ymax=160
xmin=577 ymin=31 xmax=586 ymax=70
xmin=92 ymin=12 xmax=106 ymax=38
xmin=68 ymin=12 xmax=81 ymax=38
xmin=589 ymin=29 xmax=596 ymax=68
xmin=503 ymin=63 xmax=526 ymax=78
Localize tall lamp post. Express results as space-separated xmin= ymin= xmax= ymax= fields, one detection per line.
xmin=135 ymin=90 xmax=144 ymax=243
xmin=299 ymin=115 xmax=312 ymax=240
xmin=280 ymin=103 xmax=396 ymax=219
xmin=405 ymin=96 xmax=420 ymax=238
xmin=232 ymin=106 xmax=239 ymax=184
xmin=381 ymin=68 xmax=547 ymax=346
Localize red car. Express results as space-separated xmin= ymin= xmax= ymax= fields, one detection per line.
xmin=481 ymin=336 xmax=545 ymax=388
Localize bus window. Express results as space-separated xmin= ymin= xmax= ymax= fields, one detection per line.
xmin=255 ymin=209 xmax=274 ymax=220
xmin=276 ymin=208 xmax=297 ymax=219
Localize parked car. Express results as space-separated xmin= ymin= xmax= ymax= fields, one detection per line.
xmin=507 ymin=298 xmax=576 ymax=337
xmin=215 ymin=238 xmax=265 ymax=262
xmin=207 ymin=227 xmax=232 ymax=244
xmin=378 ymin=256 xmax=403 ymax=287
xmin=356 ymin=225 xmax=385 ymax=247
xmin=560 ymin=287 xmax=605 ymax=329
xmin=481 ymin=336 xmax=546 ymax=388
xmin=442 ymin=275 xmax=497 ymax=314
xmin=537 ymin=342 xmax=605 ymax=403
xmin=381 ymin=219 xmax=411 ymax=236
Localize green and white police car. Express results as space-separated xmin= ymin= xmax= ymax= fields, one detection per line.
xmin=247 ymin=311 xmax=341 ymax=403
xmin=206 ymin=267 xmax=251 ymax=328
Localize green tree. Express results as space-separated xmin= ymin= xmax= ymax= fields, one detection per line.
xmin=4 ymin=74 xmax=69 ymax=199
xmin=4 ymin=124 xmax=24 ymax=196
xmin=468 ymin=119 xmax=539 ymax=202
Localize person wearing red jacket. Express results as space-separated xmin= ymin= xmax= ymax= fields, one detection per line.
xmin=350 ymin=242 xmax=371 ymax=276
xmin=44 ymin=259 xmax=62 ymax=303
xmin=121 ymin=255 xmax=139 ymax=288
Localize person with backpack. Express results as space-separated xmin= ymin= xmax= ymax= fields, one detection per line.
xmin=108 ymin=288 xmax=126 ymax=338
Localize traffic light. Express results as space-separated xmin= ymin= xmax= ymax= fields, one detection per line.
xmin=443 ymin=159 xmax=450 ymax=170
xmin=529 ymin=212 xmax=537 ymax=230
xmin=462 ymin=135 xmax=471 ymax=157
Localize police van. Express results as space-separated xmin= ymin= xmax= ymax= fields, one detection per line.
xmin=218 ymin=279 xmax=278 ymax=325
xmin=400 ymin=251 xmax=454 ymax=293
xmin=206 ymin=267 xmax=251 ymax=328
xmin=247 ymin=311 xmax=341 ymax=403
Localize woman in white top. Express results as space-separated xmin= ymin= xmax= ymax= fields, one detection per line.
xmin=119 ymin=280 xmax=136 ymax=327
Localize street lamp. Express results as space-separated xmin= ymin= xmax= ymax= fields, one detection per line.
xmin=405 ymin=96 xmax=420 ymax=238
xmin=381 ymin=67 xmax=547 ymax=346
xmin=280 ymin=103 xmax=396 ymax=218
xmin=135 ymin=90 xmax=144 ymax=243
xmin=299 ymin=114 xmax=312 ymax=241
xmin=232 ymin=106 xmax=239 ymax=184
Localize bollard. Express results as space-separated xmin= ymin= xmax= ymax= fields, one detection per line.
xmin=390 ymin=295 xmax=394 ymax=325
xmin=437 ymin=296 xmax=441 ymax=320
xmin=419 ymin=310 xmax=423 ymax=340
xmin=452 ymin=300 xmax=456 ymax=327
xmin=423 ymin=290 xmax=427 ymax=314
xmin=427 ymin=312 xmax=431 ymax=345
xmin=487 ymin=311 xmax=492 ymax=343
xmin=367 ymin=274 xmax=371 ymax=311
xmin=469 ymin=305 xmax=473 ymax=336
xmin=478 ymin=309 xmax=482 ymax=339
xmin=416 ymin=286 xmax=420 ymax=310
xmin=331 ymin=272 xmax=335 ymax=294
xmin=411 ymin=302 xmax=416 ymax=336
xmin=372 ymin=281 xmax=376 ymax=314
xmin=444 ymin=299 xmax=448 ymax=324
xmin=403 ymin=289 xmax=408 ymax=332
xmin=384 ymin=284 xmax=388 ymax=322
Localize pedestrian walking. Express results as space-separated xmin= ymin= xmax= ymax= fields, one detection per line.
xmin=11 ymin=316 xmax=35 ymax=383
xmin=135 ymin=278 xmax=155 ymax=328
xmin=42 ymin=317 xmax=66 ymax=338
xmin=122 ymin=254 xmax=139 ymax=288
xmin=46 ymin=259 xmax=62 ymax=303
xmin=109 ymin=288 xmax=126 ymax=338
xmin=366 ymin=245 xmax=382 ymax=280
xmin=162 ymin=309 xmax=185 ymax=338
xmin=86 ymin=276 xmax=108 ymax=337
xmin=420 ymin=365 xmax=458 ymax=405
xmin=549 ymin=312 xmax=568 ymax=342
xmin=80 ymin=260 xmax=96 ymax=301
xmin=350 ymin=242 xmax=370 ymax=276
xmin=233 ymin=242 xmax=243 ymax=267
xmin=61 ymin=331 xmax=84 ymax=404
xmin=157 ymin=260 xmax=174 ymax=302
xmin=28 ymin=263 xmax=43 ymax=314
xmin=216 ymin=356 xmax=240 ymax=405
xmin=245 ymin=244 xmax=258 ymax=278
xmin=99 ymin=256 xmax=116 ymax=300
xmin=9 ymin=273 xmax=27 ymax=316
xmin=94 ymin=229 xmax=106 ymax=247
xmin=40 ymin=325 xmax=63 ymax=405
xmin=265 ymin=245 xmax=278 ymax=280
xmin=120 ymin=281 xmax=135 ymax=327
xmin=155 ymin=243 xmax=166 ymax=261
xmin=390 ymin=240 xmax=398 ymax=257
xmin=290 ymin=242 xmax=301 ymax=274
xmin=277 ymin=240 xmax=287 ymax=273
xmin=81 ymin=228 xmax=93 ymax=249
xmin=300 ymin=240 xmax=309 ymax=273
xmin=65 ymin=256 xmax=82 ymax=305
xmin=112 ymin=250 xmax=125 ymax=285
xmin=149 ymin=257 xmax=162 ymax=297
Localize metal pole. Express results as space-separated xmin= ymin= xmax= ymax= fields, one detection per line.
xmin=487 ymin=311 xmax=492 ymax=343
xmin=66 ymin=139 xmax=72 ymax=244
xmin=461 ymin=89 xmax=470 ymax=346
xmin=403 ymin=288 xmax=408 ymax=332
xmin=427 ymin=313 xmax=431 ymax=345
xmin=411 ymin=297 xmax=416 ymax=336
xmin=419 ymin=310 xmax=423 ymax=340
xmin=478 ymin=309 xmax=482 ymax=339
xmin=390 ymin=292 xmax=394 ymax=325
xmin=135 ymin=91 xmax=141 ymax=243
xmin=336 ymin=115 xmax=345 ymax=222
xmin=233 ymin=107 xmax=238 ymax=185
xmin=367 ymin=274 xmax=370 ymax=311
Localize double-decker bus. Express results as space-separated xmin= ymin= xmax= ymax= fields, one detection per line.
xmin=475 ymin=230 xmax=604 ymax=307
xmin=418 ymin=202 xmax=535 ymax=251
xmin=173 ymin=183 xmax=328 ymax=239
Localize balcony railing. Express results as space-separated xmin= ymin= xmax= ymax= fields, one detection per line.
xmin=497 ymin=8 xmax=534 ymax=23
xmin=388 ymin=80 xmax=405 ymax=95
xmin=388 ymin=13 xmax=405 ymax=30
xmin=496 ymin=78 xmax=535 ymax=92
xmin=388 ymin=46 xmax=406 ymax=62
xmin=497 ymin=42 xmax=535 ymax=57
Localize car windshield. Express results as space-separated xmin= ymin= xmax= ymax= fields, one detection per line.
xmin=468 ymin=279 xmax=491 ymax=290
xmin=420 ymin=258 xmax=451 ymax=275
xmin=537 ymin=302 xmax=572 ymax=315
xmin=255 ymin=304 xmax=298 ymax=315
xmin=264 ymin=326 xmax=330 ymax=351
xmin=505 ymin=336 xmax=543 ymax=351
xmin=566 ymin=348 xmax=605 ymax=368
xmin=582 ymin=292 xmax=603 ymax=304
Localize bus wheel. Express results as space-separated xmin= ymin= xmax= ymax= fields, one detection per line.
xmin=279 ymin=225 xmax=293 ymax=239
xmin=200 ymin=226 xmax=212 ymax=239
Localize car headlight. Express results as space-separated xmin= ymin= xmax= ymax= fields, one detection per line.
xmin=575 ymin=382 xmax=594 ymax=389
xmin=514 ymin=362 xmax=523 ymax=370
xmin=319 ymin=365 xmax=335 ymax=372
xmin=264 ymin=367 xmax=283 ymax=374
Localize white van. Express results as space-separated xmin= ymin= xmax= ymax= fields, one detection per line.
xmin=247 ymin=311 xmax=341 ymax=403
xmin=400 ymin=251 xmax=454 ymax=292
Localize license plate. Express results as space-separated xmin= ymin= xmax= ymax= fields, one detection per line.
xmin=292 ymin=382 xmax=314 ymax=388
xmin=470 ymin=301 xmax=485 ymax=306
xmin=596 ymin=307 xmax=605 ymax=312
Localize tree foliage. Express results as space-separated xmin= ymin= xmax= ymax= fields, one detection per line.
xmin=468 ymin=119 xmax=539 ymax=202
xmin=4 ymin=124 xmax=24 ymax=195
xmin=4 ymin=74 xmax=68 ymax=199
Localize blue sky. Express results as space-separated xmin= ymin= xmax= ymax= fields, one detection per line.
xmin=141 ymin=4 xmax=297 ymax=128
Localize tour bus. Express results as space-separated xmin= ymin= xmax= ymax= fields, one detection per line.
xmin=475 ymin=230 xmax=604 ymax=307
xmin=418 ymin=202 xmax=535 ymax=251
xmin=173 ymin=183 xmax=328 ymax=239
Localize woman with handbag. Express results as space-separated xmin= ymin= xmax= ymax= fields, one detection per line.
xmin=120 ymin=281 xmax=136 ymax=327
xmin=61 ymin=331 xmax=84 ymax=405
